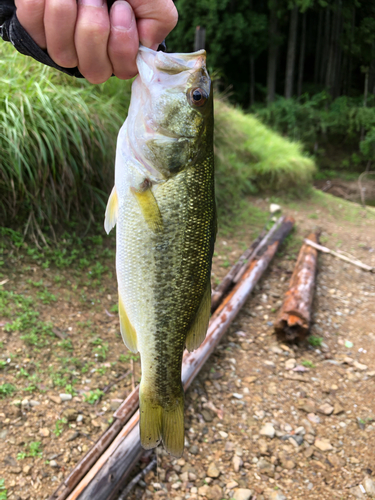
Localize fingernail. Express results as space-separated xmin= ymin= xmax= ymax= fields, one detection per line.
xmin=79 ymin=0 xmax=105 ymax=6
xmin=111 ymin=1 xmax=133 ymax=31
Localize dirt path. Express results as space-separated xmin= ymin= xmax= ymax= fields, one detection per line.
xmin=1 ymin=190 xmax=375 ymax=500
xmin=124 ymin=191 xmax=375 ymax=500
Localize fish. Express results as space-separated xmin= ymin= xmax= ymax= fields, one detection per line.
xmin=104 ymin=46 xmax=215 ymax=458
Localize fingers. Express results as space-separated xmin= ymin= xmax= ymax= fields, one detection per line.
xmin=15 ymin=0 xmax=47 ymax=48
xmin=128 ymin=0 xmax=178 ymax=48
xmin=75 ymin=0 xmax=112 ymax=84
xmin=44 ymin=0 xmax=78 ymax=68
xmin=108 ymin=1 xmax=138 ymax=80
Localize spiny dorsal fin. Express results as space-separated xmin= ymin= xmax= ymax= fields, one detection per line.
xmin=104 ymin=186 xmax=118 ymax=234
xmin=118 ymin=292 xmax=138 ymax=353
xmin=131 ymin=182 xmax=163 ymax=233
xmin=185 ymin=279 xmax=211 ymax=352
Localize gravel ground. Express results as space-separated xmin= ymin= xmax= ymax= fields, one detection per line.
xmin=123 ymin=193 xmax=375 ymax=500
xmin=1 ymin=191 xmax=375 ymax=500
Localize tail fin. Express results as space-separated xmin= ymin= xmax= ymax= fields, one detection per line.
xmin=139 ymin=386 xmax=185 ymax=458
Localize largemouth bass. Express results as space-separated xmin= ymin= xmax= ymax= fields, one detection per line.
xmin=104 ymin=46 xmax=215 ymax=457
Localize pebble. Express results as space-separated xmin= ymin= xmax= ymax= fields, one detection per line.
xmin=202 ymin=409 xmax=213 ymax=422
xmin=318 ymin=403 xmax=334 ymax=415
xmin=59 ymin=393 xmax=72 ymax=402
xmin=233 ymin=489 xmax=253 ymax=500
xmin=314 ymin=437 xmax=333 ymax=451
xmin=62 ymin=408 xmax=78 ymax=421
xmin=49 ymin=460 xmax=58 ymax=467
xmin=260 ymin=423 xmax=275 ymax=438
xmin=22 ymin=465 xmax=31 ymax=475
xmin=257 ymin=458 xmax=275 ymax=477
xmin=219 ymin=431 xmax=228 ymax=438
xmin=49 ymin=395 xmax=62 ymax=405
xmin=333 ymin=403 xmax=344 ymax=415
xmin=364 ymin=476 xmax=375 ymax=497
xmin=189 ymin=445 xmax=198 ymax=455
xmin=0 ymin=429 xmax=8 ymax=440
xmin=206 ymin=462 xmax=220 ymax=478
xmin=232 ymin=393 xmax=243 ymax=399
xmin=353 ymin=361 xmax=368 ymax=371
xmin=76 ymin=414 xmax=84 ymax=423
xmin=29 ymin=400 xmax=40 ymax=407
xmin=226 ymin=480 xmax=238 ymax=489
xmin=232 ymin=455 xmax=243 ymax=472
xmin=39 ymin=428 xmax=50 ymax=437
xmin=268 ymin=491 xmax=286 ymax=500
xmin=285 ymin=358 xmax=296 ymax=370
xmin=307 ymin=413 xmax=320 ymax=424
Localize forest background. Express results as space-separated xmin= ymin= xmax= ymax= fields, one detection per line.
xmin=1 ymin=0 xmax=375 ymax=237
xmin=169 ymin=0 xmax=375 ymax=175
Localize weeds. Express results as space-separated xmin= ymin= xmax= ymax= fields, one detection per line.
xmin=17 ymin=441 xmax=43 ymax=460
xmin=84 ymin=389 xmax=104 ymax=404
xmin=0 ymin=383 xmax=16 ymax=398
xmin=0 ymin=478 xmax=7 ymax=500
xmin=301 ymin=360 xmax=316 ymax=368
xmin=308 ymin=335 xmax=323 ymax=347
xmin=53 ymin=418 xmax=67 ymax=437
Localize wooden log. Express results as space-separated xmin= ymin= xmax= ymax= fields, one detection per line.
xmin=274 ymin=232 xmax=319 ymax=342
xmin=210 ymin=230 xmax=265 ymax=312
xmin=51 ymin=215 xmax=295 ymax=500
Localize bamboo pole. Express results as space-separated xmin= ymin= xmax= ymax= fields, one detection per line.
xmin=51 ymin=215 xmax=294 ymax=500
xmin=305 ymin=238 xmax=373 ymax=272
xmin=274 ymin=232 xmax=319 ymax=341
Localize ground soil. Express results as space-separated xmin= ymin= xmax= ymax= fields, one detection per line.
xmin=1 ymin=190 xmax=375 ymax=500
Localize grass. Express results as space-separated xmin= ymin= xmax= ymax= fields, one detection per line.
xmin=214 ymin=99 xmax=316 ymax=223
xmin=0 ymin=43 xmax=131 ymax=235
xmin=17 ymin=441 xmax=43 ymax=460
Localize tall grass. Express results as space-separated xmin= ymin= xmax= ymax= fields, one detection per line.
xmin=0 ymin=46 xmax=315 ymax=237
xmin=0 ymin=44 xmax=131 ymax=235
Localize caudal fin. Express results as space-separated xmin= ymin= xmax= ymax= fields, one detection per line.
xmin=139 ymin=386 xmax=185 ymax=458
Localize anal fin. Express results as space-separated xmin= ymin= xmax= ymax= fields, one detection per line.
xmin=132 ymin=185 xmax=163 ymax=233
xmin=104 ymin=186 xmax=118 ymax=234
xmin=185 ymin=280 xmax=211 ymax=352
xmin=118 ymin=292 xmax=138 ymax=353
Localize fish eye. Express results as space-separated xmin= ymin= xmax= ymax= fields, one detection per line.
xmin=188 ymin=87 xmax=208 ymax=107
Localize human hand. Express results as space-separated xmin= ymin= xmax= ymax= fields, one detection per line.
xmin=14 ymin=0 xmax=178 ymax=83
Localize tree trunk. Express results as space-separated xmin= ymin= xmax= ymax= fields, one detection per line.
xmin=267 ymin=1 xmax=279 ymax=104
xmin=320 ymin=8 xmax=330 ymax=84
xmin=314 ymin=9 xmax=323 ymax=84
xmin=285 ymin=6 xmax=299 ymax=99
xmin=297 ymin=11 xmax=307 ymax=97
xmin=326 ymin=0 xmax=342 ymax=96
xmin=250 ymin=54 xmax=255 ymax=106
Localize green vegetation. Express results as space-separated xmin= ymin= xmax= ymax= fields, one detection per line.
xmin=301 ymin=360 xmax=316 ymax=368
xmin=308 ymin=335 xmax=324 ymax=347
xmin=84 ymin=389 xmax=105 ymax=404
xmin=0 ymin=478 xmax=7 ymax=500
xmin=0 ymin=43 xmax=131 ymax=233
xmin=0 ymin=383 xmax=16 ymax=398
xmin=53 ymin=418 xmax=68 ymax=437
xmin=214 ymin=100 xmax=315 ymax=218
xmin=17 ymin=441 xmax=43 ymax=460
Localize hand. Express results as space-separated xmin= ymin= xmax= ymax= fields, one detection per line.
xmin=14 ymin=0 xmax=178 ymax=83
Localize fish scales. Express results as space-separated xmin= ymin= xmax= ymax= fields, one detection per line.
xmin=105 ymin=46 xmax=215 ymax=457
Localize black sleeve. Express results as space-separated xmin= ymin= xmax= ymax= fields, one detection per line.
xmin=0 ymin=0 xmax=84 ymax=77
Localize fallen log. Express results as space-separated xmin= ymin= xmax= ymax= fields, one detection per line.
xmin=274 ymin=232 xmax=319 ymax=342
xmin=51 ymin=215 xmax=294 ymax=500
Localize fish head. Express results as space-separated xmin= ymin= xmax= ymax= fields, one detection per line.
xmin=128 ymin=46 xmax=213 ymax=178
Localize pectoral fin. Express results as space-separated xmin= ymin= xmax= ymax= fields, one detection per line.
xmin=104 ymin=186 xmax=118 ymax=234
xmin=118 ymin=292 xmax=138 ymax=353
xmin=132 ymin=186 xmax=163 ymax=233
xmin=185 ymin=280 xmax=211 ymax=352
